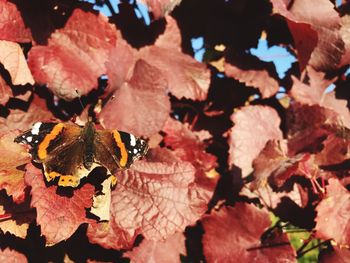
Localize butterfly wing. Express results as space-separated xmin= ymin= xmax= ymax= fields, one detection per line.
xmin=95 ymin=129 xmax=148 ymax=175
xmin=15 ymin=122 xmax=95 ymax=187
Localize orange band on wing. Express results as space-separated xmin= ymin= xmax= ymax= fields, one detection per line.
xmin=38 ymin=123 xmax=64 ymax=160
xmin=112 ymin=131 xmax=128 ymax=167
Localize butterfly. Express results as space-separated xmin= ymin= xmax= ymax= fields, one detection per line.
xmin=14 ymin=120 xmax=148 ymax=187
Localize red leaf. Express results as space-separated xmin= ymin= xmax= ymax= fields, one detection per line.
xmin=100 ymin=59 xmax=170 ymax=137
xmin=315 ymin=178 xmax=350 ymax=246
xmin=0 ymin=131 xmax=30 ymax=203
xmin=87 ymin=219 xmax=136 ymax=250
xmin=154 ymin=16 xmax=182 ymax=50
xmin=224 ymin=59 xmax=279 ymax=98
xmin=0 ymin=194 xmax=35 ymax=239
xmin=0 ymin=0 xmax=32 ymax=43
xmin=202 ymin=204 xmax=296 ymax=263
xmin=290 ymin=67 xmax=350 ymax=128
xmin=105 ymin=37 xmax=135 ymax=92
xmin=315 ymin=134 xmax=350 ymax=166
xmin=241 ymin=183 xmax=308 ymax=210
xmin=137 ymin=1 xmax=182 ymax=20
xmin=285 ymin=21 xmax=318 ymax=72
xmin=124 ymin=232 xmax=186 ymax=263
xmin=24 ymin=163 xmax=94 ymax=245
xmin=0 ymin=40 xmax=34 ymax=85
xmin=228 ymin=105 xmax=283 ymax=177
xmin=28 ymin=9 xmax=117 ymax=100
xmin=138 ymin=18 xmax=210 ymax=101
xmin=0 ymin=248 xmax=27 ymax=263
xmin=87 ymin=156 xmax=207 ymax=249
xmin=251 ymin=140 xmax=311 ymax=189
xmin=112 ymin=160 xmax=206 ymax=241
xmin=286 ymin=103 xmax=339 ymax=155
xmin=272 ymin=0 xmax=343 ymax=71
xmin=163 ymin=118 xmax=218 ymax=191
xmin=320 ymin=247 xmax=350 ymax=263
xmin=0 ymin=75 xmax=11 ymax=105
xmin=0 ymin=95 xmax=54 ymax=133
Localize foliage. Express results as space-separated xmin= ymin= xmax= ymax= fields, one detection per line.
xmin=0 ymin=0 xmax=350 ymax=262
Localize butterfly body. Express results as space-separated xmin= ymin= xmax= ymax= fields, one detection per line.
xmin=15 ymin=121 xmax=148 ymax=187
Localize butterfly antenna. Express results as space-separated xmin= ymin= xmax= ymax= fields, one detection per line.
xmin=75 ymin=89 xmax=85 ymax=110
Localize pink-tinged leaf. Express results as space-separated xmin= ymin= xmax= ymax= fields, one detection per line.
xmin=339 ymin=15 xmax=350 ymax=66
xmin=100 ymin=59 xmax=170 ymax=137
xmin=124 ymin=232 xmax=186 ymax=263
xmin=111 ymin=160 xmax=206 ymax=241
xmin=241 ymin=183 xmax=308 ymax=210
xmin=28 ymin=9 xmax=117 ymax=100
xmin=320 ymin=247 xmax=350 ymax=263
xmin=228 ymin=105 xmax=283 ymax=177
xmin=24 ymin=163 xmax=95 ymax=245
xmin=224 ymin=61 xmax=279 ymax=98
xmin=0 ymin=76 xmax=11 ymax=105
xmin=0 ymin=131 xmax=30 ymax=203
xmin=0 ymin=0 xmax=32 ymax=43
xmin=87 ymin=219 xmax=136 ymax=250
xmin=140 ymin=46 xmax=210 ymax=100
xmin=154 ymin=16 xmax=182 ymax=50
xmin=163 ymin=118 xmax=218 ymax=192
xmin=105 ymin=38 xmax=135 ymax=91
xmin=0 ymin=40 xmax=34 ymax=85
xmin=202 ymin=204 xmax=296 ymax=263
xmin=315 ymin=178 xmax=350 ymax=246
xmin=0 ymin=248 xmax=27 ymax=263
xmin=290 ymin=67 xmax=350 ymax=128
xmin=137 ymin=0 xmax=182 ymax=20
xmin=0 ymin=95 xmax=54 ymax=132
xmin=138 ymin=17 xmax=210 ymax=101
xmin=271 ymin=0 xmax=343 ymax=71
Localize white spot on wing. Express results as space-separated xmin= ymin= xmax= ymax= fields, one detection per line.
xmin=26 ymin=136 xmax=33 ymax=142
xmin=31 ymin=122 xmax=42 ymax=135
xmin=133 ymin=148 xmax=138 ymax=154
xmin=130 ymin=134 xmax=136 ymax=146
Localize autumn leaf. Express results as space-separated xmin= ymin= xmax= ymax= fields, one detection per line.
xmin=228 ymin=105 xmax=283 ymax=177
xmin=0 ymin=130 xmax=30 ymax=203
xmin=202 ymin=204 xmax=296 ymax=262
xmin=100 ymin=59 xmax=170 ymax=137
xmin=0 ymin=248 xmax=27 ymax=263
xmin=0 ymin=0 xmax=32 ymax=43
xmin=24 ymin=163 xmax=95 ymax=245
xmin=0 ymin=40 xmax=34 ymax=85
xmin=124 ymin=232 xmax=186 ymax=263
xmin=315 ymin=178 xmax=350 ymax=246
xmin=0 ymin=75 xmax=11 ymax=105
xmin=137 ymin=0 xmax=182 ymax=20
xmin=28 ymin=9 xmax=117 ymax=100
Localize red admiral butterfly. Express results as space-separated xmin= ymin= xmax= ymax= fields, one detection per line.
xmin=14 ymin=120 xmax=148 ymax=187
